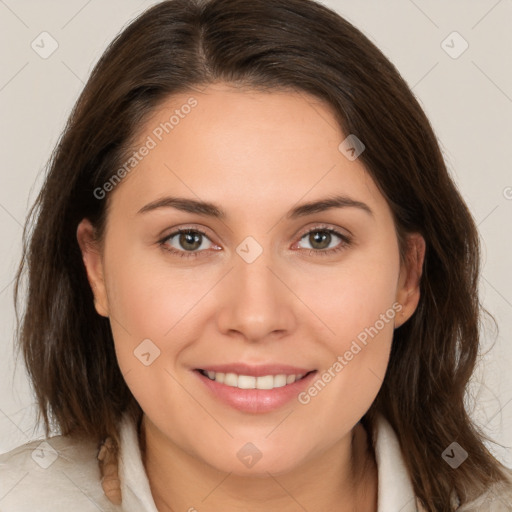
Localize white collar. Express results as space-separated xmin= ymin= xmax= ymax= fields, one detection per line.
xmin=370 ymin=414 xmax=421 ymax=511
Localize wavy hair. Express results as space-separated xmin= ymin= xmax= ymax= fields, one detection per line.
xmin=14 ymin=0 xmax=512 ymax=509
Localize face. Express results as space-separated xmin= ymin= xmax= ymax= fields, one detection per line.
xmin=78 ymin=82 xmax=424 ymax=476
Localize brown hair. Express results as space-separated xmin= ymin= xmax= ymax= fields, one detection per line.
xmin=14 ymin=0 xmax=512 ymax=509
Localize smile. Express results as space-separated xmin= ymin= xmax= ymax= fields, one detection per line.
xmin=198 ymin=369 xmax=310 ymax=390
xmin=193 ymin=367 xmax=318 ymax=413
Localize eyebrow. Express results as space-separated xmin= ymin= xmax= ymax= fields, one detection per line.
xmin=137 ymin=194 xmax=373 ymax=219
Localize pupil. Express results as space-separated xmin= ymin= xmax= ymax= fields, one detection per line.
xmin=311 ymin=231 xmax=330 ymax=249
xmin=181 ymin=231 xmax=201 ymax=250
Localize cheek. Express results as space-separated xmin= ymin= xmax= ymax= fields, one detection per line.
xmin=102 ymin=242 xmax=223 ymax=403
xmin=103 ymin=253 xmax=193 ymax=422
xmin=295 ymin=245 xmax=400 ymax=418
xmin=103 ymin=239 xmax=212 ymax=338
xmin=304 ymin=239 xmax=400 ymax=346
xmin=99 ymin=243 xmax=183 ymax=378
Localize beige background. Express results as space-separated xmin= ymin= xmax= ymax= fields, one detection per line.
xmin=0 ymin=0 xmax=511 ymax=468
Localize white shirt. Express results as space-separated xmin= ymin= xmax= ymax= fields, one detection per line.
xmin=0 ymin=413 xmax=510 ymax=511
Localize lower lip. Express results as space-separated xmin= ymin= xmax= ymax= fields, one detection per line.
xmin=193 ymin=370 xmax=318 ymax=413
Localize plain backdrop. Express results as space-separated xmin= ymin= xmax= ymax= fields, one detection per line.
xmin=0 ymin=0 xmax=511 ymax=468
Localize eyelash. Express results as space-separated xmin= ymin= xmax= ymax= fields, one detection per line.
xmin=158 ymin=224 xmax=352 ymax=259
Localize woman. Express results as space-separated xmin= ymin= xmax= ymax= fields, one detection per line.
xmin=2 ymin=0 xmax=511 ymax=510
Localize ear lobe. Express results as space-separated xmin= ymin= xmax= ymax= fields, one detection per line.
xmin=76 ymin=218 xmax=109 ymax=318
xmin=394 ymin=233 xmax=426 ymax=329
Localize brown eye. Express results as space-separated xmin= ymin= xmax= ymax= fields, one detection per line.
xmin=307 ymin=230 xmax=333 ymax=250
xmin=159 ymin=227 xmax=219 ymax=259
xmin=296 ymin=226 xmax=352 ymax=257
xmin=177 ymin=231 xmax=203 ymax=251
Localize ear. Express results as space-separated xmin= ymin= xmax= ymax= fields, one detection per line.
xmin=76 ymin=218 xmax=109 ymax=317
xmin=394 ymin=233 xmax=426 ymax=329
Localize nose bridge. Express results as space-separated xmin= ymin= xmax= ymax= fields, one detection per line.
xmin=216 ymin=240 xmax=296 ymax=341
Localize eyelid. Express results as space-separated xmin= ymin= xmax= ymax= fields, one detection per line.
xmin=294 ymin=222 xmax=352 ymax=241
xmin=158 ymin=224 xmax=215 ymax=245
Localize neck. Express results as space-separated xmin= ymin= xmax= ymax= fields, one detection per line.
xmin=139 ymin=416 xmax=377 ymax=512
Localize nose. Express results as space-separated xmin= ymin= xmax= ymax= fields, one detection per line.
xmin=216 ymin=249 xmax=297 ymax=343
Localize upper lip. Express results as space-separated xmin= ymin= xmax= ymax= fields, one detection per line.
xmin=196 ymin=363 xmax=316 ymax=377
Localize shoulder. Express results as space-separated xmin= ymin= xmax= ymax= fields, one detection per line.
xmin=0 ymin=434 xmax=120 ymax=511
xmin=456 ymin=466 xmax=512 ymax=511
xmin=370 ymin=414 xmax=512 ymax=512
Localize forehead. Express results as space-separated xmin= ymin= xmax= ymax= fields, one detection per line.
xmin=108 ymin=83 xmax=386 ymax=220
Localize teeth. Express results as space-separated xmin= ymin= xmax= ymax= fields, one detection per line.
xmin=238 ymin=375 xmax=256 ymax=389
xmin=201 ymin=370 xmax=306 ymax=389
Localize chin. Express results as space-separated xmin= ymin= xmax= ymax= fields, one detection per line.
xmin=203 ymin=446 xmax=303 ymax=477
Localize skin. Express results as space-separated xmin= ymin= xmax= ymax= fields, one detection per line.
xmin=77 ymin=82 xmax=425 ymax=512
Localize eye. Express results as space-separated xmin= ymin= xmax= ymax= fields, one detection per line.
xmin=158 ymin=224 xmax=352 ymax=259
xmin=159 ymin=228 xmax=219 ymax=258
xmin=295 ymin=225 xmax=352 ymax=257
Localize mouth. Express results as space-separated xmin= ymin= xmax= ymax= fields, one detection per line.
xmin=193 ymin=366 xmax=318 ymax=413
xmin=195 ymin=369 xmax=316 ymax=390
